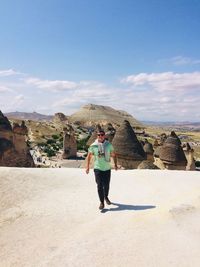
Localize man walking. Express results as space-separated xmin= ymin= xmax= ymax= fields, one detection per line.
xmin=86 ymin=130 xmax=118 ymax=210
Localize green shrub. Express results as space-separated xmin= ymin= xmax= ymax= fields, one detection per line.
xmin=47 ymin=139 xmax=56 ymax=145
xmin=38 ymin=142 xmax=46 ymax=147
xmin=44 ymin=147 xmax=56 ymax=157
xmin=52 ymin=134 xmax=59 ymax=140
xmin=195 ymin=161 xmax=200 ymax=167
xmin=77 ymin=136 xmax=90 ymax=151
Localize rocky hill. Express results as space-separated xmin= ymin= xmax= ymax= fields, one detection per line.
xmin=5 ymin=111 xmax=53 ymax=121
xmin=69 ymin=104 xmax=143 ymax=128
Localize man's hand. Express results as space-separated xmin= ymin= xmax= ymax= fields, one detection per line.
xmin=111 ymin=151 xmax=118 ymax=171
xmin=85 ymin=152 xmax=92 ymax=174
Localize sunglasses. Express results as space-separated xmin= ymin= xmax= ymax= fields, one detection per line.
xmin=97 ymin=133 xmax=105 ymax=136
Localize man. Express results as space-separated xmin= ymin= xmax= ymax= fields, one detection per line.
xmin=86 ymin=130 xmax=118 ymax=210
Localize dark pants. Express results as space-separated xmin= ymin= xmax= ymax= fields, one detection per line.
xmin=94 ymin=169 xmax=111 ymax=203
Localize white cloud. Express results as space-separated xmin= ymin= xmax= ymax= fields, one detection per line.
xmin=121 ymin=71 xmax=200 ymax=92
xmin=0 ymin=85 xmax=12 ymax=92
xmin=52 ymin=81 xmax=119 ymax=114
xmin=119 ymin=71 xmax=200 ymax=121
xmin=24 ymin=77 xmax=78 ymax=91
xmin=11 ymin=94 xmax=25 ymax=107
xmin=169 ymin=56 xmax=200 ymax=66
xmin=0 ymin=69 xmax=22 ymax=77
xmin=1 ymin=68 xmax=200 ymax=121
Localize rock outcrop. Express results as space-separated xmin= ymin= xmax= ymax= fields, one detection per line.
xmin=53 ymin=113 xmax=68 ymax=124
xmin=183 ymin=143 xmax=196 ymax=171
xmin=143 ymin=139 xmax=154 ymax=161
xmin=0 ymin=111 xmax=35 ymax=167
xmin=112 ymin=120 xmax=146 ymax=169
xmin=62 ymin=124 xmax=77 ymax=159
xmin=154 ymin=132 xmax=187 ymax=170
xmin=137 ymin=160 xmax=159 ymax=169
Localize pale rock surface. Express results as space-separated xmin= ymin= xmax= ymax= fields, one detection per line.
xmin=53 ymin=113 xmax=68 ymax=125
xmin=0 ymin=168 xmax=200 ymax=267
xmin=0 ymin=111 xmax=34 ymax=167
xmin=69 ymin=103 xmax=143 ymax=128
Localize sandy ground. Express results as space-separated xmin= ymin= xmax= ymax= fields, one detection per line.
xmin=0 ymin=168 xmax=200 ymax=267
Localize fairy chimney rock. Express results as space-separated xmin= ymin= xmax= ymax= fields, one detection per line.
xmin=0 ymin=112 xmax=34 ymax=167
xmin=158 ymin=132 xmax=187 ymax=170
xmin=112 ymin=120 xmax=146 ymax=169
xmin=183 ymin=143 xmax=196 ymax=171
xmin=0 ymin=110 xmax=12 ymax=132
xmin=63 ymin=124 xmax=77 ymax=159
xmin=13 ymin=121 xmax=28 ymax=135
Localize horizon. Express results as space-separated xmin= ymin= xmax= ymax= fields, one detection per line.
xmin=0 ymin=0 xmax=200 ymax=122
xmin=3 ymin=107 xmax=200 ymax=124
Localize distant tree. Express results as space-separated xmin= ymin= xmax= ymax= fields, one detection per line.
xmin=195 ymin=161 xmax=200 ymax=167
xmin=47 ymin=139 xmax=56 ymax=145
xmin=77 ymin=136 xmax=90 ymax=151
xmin=44 ymin=147 xmax=56 ymax=157
xmin=52 ymin=134 xmax=59 ymax=140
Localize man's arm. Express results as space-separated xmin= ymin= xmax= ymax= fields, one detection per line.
xmin=111 ymin=151 xmax=118 ymax=170
xmin=86 ymin=152 xmax=93 ymax=174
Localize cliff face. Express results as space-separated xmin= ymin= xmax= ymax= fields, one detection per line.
xmin=0 ymin=111 xmax=35 ymax=167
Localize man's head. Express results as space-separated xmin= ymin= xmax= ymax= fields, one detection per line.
xmin=97 ymin=130 xmax=105 ymax=143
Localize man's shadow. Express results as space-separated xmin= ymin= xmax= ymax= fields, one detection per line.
xmin=101 ymin=202 xmax=156 ymax=213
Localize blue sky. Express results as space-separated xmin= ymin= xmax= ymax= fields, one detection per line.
xmin=0 ymin=0 xmax=200 ymax=121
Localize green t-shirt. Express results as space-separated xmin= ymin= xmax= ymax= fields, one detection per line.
xmin=88 ymin=142 xmax=114 ymax=171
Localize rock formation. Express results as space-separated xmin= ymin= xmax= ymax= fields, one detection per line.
xmin=160 ymin=133 xmax=167 ymax=145
xmin=0 ymin=111 xmax=35 ymax=167
xmin=112 ymin=120 xmax=146 ymax=169
xmin=137 ymin=160 xmax=159 ymax=169
xmin=153 ymin=145 xmax=165 ymax=170
xmin=69 ymin=104 xmax=143 ymax=128
xmin=153 ymin=139 xmax=159 ymax=148
xmin=104 ymin=123 xmax=116 ymax=143
xmin=183 ymin=143 xmax=196 ymax=171
xmin=154 ymin=132 xmax=187 ymax=170
xmin=53 ymin=113 xmax=68 ymax=124
xmin=62 ymin=124 xmax=77 ymax=159
xmin=143 ymin=139 xmax=154 ymax=161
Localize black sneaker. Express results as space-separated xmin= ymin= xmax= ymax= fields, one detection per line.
xmin=105 ymin=197 xmax=111 ymax=205
xmin=99 ymin=202 xmax=104 ymax=210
